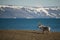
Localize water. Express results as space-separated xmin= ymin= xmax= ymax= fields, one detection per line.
xmin=0 ymin=18 xmax=60 ymax=32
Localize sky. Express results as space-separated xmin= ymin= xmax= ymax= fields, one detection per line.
xmin=0 ymin=0 xmax=60 ymax=7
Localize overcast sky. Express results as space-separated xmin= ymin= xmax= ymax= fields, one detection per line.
xmin=0 ymin=0 xmax=60 ymax=7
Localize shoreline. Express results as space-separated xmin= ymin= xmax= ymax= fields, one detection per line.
xmin=0 ymin=30 xmax=60 ymax=40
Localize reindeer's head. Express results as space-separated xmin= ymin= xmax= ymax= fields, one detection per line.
xmin=38 ymin=24 xmax=44 ymax=28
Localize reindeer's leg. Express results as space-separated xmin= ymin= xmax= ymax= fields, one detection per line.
xmin=42 ymin=30 xmax=44 ymax=34
xmin=47 ymin=29 xmax=51 ymax=34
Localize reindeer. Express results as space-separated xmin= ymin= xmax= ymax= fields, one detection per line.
xmin=38 ymin=24 xmax=51 ymax=33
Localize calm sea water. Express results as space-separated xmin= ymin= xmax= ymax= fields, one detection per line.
xmin=0 ymin=18 xmax=60 ymax=32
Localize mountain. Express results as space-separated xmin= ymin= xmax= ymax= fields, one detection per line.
xmin=0 ymin=5 xmax=60 ymax=19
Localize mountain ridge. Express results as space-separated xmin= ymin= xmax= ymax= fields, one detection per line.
xmin=0 ymin=5 xmax=60 ymax=19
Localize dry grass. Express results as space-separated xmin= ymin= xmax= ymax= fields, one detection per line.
xmin=0 ymin=30 xmax=60 ymax=40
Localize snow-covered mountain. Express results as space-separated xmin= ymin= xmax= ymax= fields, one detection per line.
xmin=0 ymin=5 xmax=60 ymax=18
